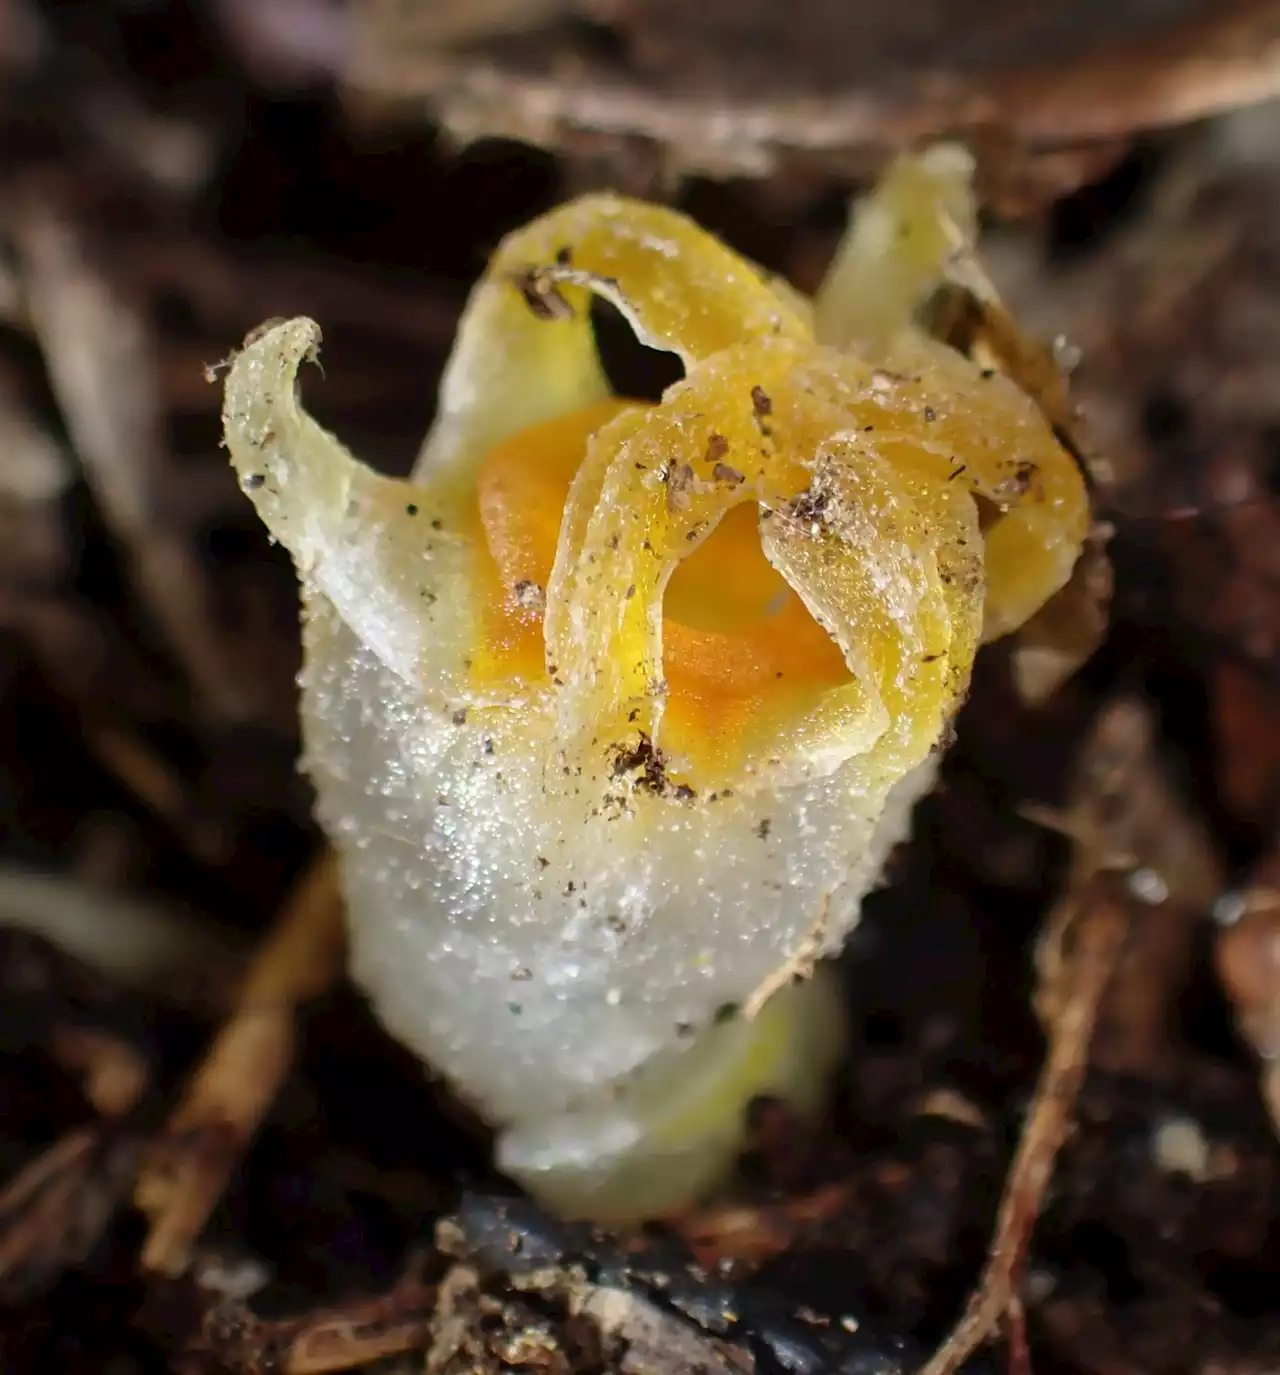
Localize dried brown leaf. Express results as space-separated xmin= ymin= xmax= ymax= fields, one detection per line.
xmin=349 ymin=0 xmax=1280 ymax=190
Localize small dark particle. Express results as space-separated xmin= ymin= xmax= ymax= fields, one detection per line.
xmin=750 ymin=385 xmax=773 ymax=418
xmin=980 ymin=367 xmax=996 ymax=380
xmin=665 ymin=461 xmax=699 ymax=513
xmin=949 ymin=463 xmax=967 ymax=481
xmin=675 ymin=1021 xmax=696 ymax=1037
xmin=537 ymin=856 xmax=549 ymax=869
xmin=452 ymin=708 xmax=468 ymax=726
xmin=756 ymin=818 xmax=772 ymax=840
xmin=406 ymin=502 xmax=419 ymax=516
xmin=243 ymin=472 xmax=266 ymax=490
xmin=483 ymin=737 xmax=495 ymax=754
xmin=714 ymin=1002 xmax=739 ymax=1025
xmin=713 ymin=462 xmax=745 ymax=486
xmin=923 ymin=406 xmax=937 ymax=422
xmin=786 ymin=485 xmax=830 ymax=529
xmin=624 ymin=584 xmax=636 ymax=600
xmin=610 ymin=731 xmax=694 ymax=801
xmin=995 ymin=461 xmax=1040 ymax=500
xmin=611 ymin=732 xmax=669 ymax=793
xmin=870 ymin=367 xmax=909 ymax=390
xmin=705 ymin=433 xmax=730 ymax=464
xmin=508 ymin=1002 xmax=523 ymax=1015
xmin=555 ymin=245 xmax=573 ymax=266
xmin=431 ymin=518 xmax=443 ymax=531
xmin=514 ymin=580 xmax=546 ymax=611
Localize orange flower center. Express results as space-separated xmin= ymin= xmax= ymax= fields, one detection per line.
xmin=470 ymin=401 xmax=849 ymax=768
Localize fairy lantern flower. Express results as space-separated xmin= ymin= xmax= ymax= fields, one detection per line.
xmin=223 ymin=146 xmax=1089 ymax=1221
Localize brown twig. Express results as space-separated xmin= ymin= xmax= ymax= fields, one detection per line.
xmin=916 ymin=877 xmax=1129 ymax=1375
xmin=1024 ymin=697 xmax=1224 ymax=1073
xmin=1215 ymin=854 xmax=1280 ymax=1133
xmin=0 ymin=389 xmax=73 ymax=592
xmin=916 ymin=697 xmax=1215 ymax=1374
xmin=81 ymin=718 xmax=233 ymax=868
xmin=13 ymin=201 xmax=259 ymax=723
xmin=181 ymin=1264 xmax=436 ymax=1375
xmin=134 ymin=850 xmax=346 ymax=1276
xmin=5 ymin=588 xmax=250 ymax=865
xmin=0 ymin=1128 xmax=143 ymax=1302
xmin=0 ymin=1021 xmax=149 ymax=1301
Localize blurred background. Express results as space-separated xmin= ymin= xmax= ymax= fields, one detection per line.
xmin=2 ymin=3 xmax=1280 ymax=1372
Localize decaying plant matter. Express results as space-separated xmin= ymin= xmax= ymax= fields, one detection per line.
xmin=349 ymin=0 xmax=1280 ymax=198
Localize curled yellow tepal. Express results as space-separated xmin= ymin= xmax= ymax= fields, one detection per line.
xmin=223 ymin=146 xmax=1089 ymax=1221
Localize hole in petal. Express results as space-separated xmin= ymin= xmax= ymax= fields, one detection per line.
xmin=470 ymin=398 xmax=849 ymax=774
xmin=660 ymin=507 xmax=852 ymax=769
xmin=665 ymin=504 xmax=799 ymax=635
xmin=589 ymin=296 xmax=684 ymax=403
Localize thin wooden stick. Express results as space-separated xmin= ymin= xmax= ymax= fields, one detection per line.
xmin=135 ymin=851 xmax=345 ymax=1275
xmin=916 ymin=880 xmax=1128 ymax=1375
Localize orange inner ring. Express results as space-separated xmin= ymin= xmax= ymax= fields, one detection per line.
xmin=468 ymin=400 xmax=850 ymax=768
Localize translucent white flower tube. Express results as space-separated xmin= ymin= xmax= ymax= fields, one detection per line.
xmin=222 ymin=147 xmax=1089 ymax=1221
